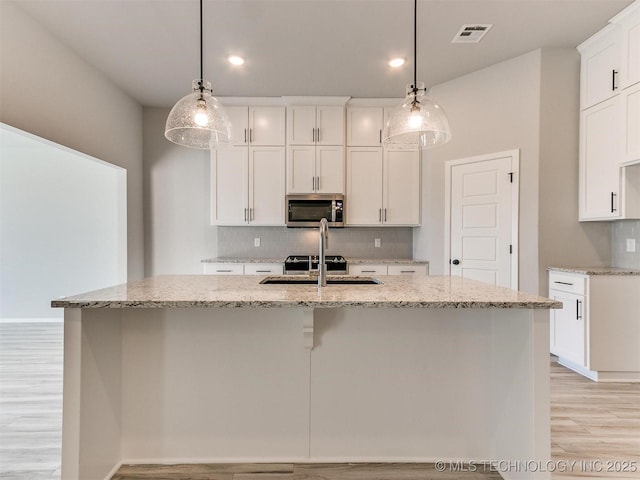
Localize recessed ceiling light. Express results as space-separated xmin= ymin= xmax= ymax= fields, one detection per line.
xmin=389 ymin=58 xmax=405 ymax=68
xmin=228 ymin=55 xmax=245 ymax=66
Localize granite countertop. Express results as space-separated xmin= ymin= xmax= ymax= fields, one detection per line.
xmin=547 ymin=266 xmax=640 ymax=276
xmin=201 ymin=257 xmax=429 ymax=265
xmin=52 ymin=274 xmax=560 ymax=310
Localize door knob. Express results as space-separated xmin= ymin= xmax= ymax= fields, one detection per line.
xmin=451 ymin=259 xmax=460 ymax=265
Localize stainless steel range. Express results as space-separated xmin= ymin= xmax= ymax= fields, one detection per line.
xmin=284 ymin=255 xmax=347 ymax=275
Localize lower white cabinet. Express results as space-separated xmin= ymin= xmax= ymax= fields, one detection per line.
xmin=203 ymin=263 xmax=283 ymax=275
xmin=549 ymin=270 xmax=640 ymax=382
xmin=349 ymin=264 xmax=428 ymax=276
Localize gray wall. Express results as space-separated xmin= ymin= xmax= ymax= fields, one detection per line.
xmin=612 ymin=220 xmax=640 ymax=269
xmin=0 ymin=2 xmax=144 ymax=280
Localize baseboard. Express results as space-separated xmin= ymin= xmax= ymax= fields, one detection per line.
xmin=558 ymin=357 xmax=640 ymax=383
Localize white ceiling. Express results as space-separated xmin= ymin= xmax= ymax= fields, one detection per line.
xmin=11 ymin=0 xmax=634 ymax=107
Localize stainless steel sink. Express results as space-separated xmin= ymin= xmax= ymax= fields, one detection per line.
xmin=260 ymin=275 xmax=382 ymax=285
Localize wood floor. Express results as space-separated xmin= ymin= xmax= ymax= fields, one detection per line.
xmin=1 ymin=322 xmax=638 ymax=480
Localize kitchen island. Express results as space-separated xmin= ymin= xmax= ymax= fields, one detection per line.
xmin=53 ymin=275 xmax=560 ymax=480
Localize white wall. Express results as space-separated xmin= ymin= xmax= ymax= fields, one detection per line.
xmin=414 ymin=50 xmax=543 ymax=294
xmin=143 ymin=108 xmax=217 ymax=275
xmin=0 ymin=2 xmax=144 ymax=280
xmin=0 ymin=125 xmax=126 ymax=318
xmin=415 ymin=48 xmax=611 ymax=295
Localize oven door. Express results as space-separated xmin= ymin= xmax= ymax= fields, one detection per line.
xmin=286 ymin=194 xmax=344 ymax=227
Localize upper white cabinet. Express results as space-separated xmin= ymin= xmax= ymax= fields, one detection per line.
xmin=225 ymin=106 xmax=285 ymax=146
xmin=286 ymin=104 xmax=345 ymax=194
xmin=579 ymin=27 xmax=621 ymax=110
xmin=578 ymin=1 xmax=640 ymax=221
xmin=346 ymin=107 xmax=383 ymax=146
xmin=346 ymin=146 xmax=420 ymax=226
xmin=287 ymin=106 xmax=344 ymax=145
xmin=211 ymin=146 xmax=285 ymax=226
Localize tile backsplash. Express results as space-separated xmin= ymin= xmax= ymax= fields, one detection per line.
xmin=215 ymin=226 xmax=413 ymax=260
xmin=612 ymin=220 xmax=640 ymax=270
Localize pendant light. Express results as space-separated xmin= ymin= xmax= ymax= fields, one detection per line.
xmin=165 ymin=0 xmax=231 ymax=150
xmin=382 ymin=0 xmax=451 ymax=149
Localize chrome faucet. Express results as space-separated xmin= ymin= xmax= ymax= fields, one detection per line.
xmin=318 ymin=218 xmax=329 ymax=288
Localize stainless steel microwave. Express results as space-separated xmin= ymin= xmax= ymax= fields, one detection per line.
xmin=286 ymin=194 xmax=344 ymax=228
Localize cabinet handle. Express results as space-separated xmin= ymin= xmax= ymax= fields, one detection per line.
xmin=316 ymin=176 xmax=320 ymax=191
xmin=244 ymin=208 xmax=248 ymax=221
xmin=612 ymin=69 xmax=618 ymax=91
xmin=361 ymin=270 xmax=376 ymax=273
xmin=244 ymin=128 xmax=247 ymax=143
xmin=576 ymin=299 xmax=582 ymax=320
xmin=379 ymin=129 xmax=382 ymax=144
xmin=216 ymin=269 xmax=232 ymax=273
xmin=256 ymin=270 xmax=270 ymax=273
xmin=317 ymin=128 xmax=320 ymax=142
xmin=249 ymin=207 xmax=253 ymax=221
xmin=611 ymin=192 xmax=617 ymax=213
xmin=400 ymin=270 xmax=415 ymax=274
xmin=379 ymin=208 xmax=382 ymax=222
xmin=384 ymin=208 xmax=387 ymax=222
xmin=312 ymin=128 xmax=315 ymax=142
xmin=553 ymin=281 xmax=574 ymax=286
xmin=250 ymin=128 xmax=253 ymax=143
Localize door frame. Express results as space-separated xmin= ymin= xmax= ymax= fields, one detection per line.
xmin=444 ymin=149 xmax=520 ymax=289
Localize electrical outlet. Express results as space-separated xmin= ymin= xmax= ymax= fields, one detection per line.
xmin=254 ymin=237 xmax=261 ymax=247
xmin=626 ymin=238 xmax=636 ymax=253
xmin=374 ymin=238 xmax=381 ymax=248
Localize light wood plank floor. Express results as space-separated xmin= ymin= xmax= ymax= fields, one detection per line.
xmin=1 ymin=322 xmax=638 ymax=480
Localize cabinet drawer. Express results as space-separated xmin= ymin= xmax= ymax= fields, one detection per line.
xmin=549 ymin=272 xmax=586 ymax=295
xmin=387 ymin=265 xmax=428 ymax=276
xmin=203 ymin=263 xmax=245 ymax=275
xmin=349 ymin=264 xmax=388 ymax=276
xmin=244 ymin=263 xmax=283 ymax=275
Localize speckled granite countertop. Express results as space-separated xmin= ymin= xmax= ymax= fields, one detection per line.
xmin=348 ymin=258 xmax=429 ymax=265
xmin=52 ymin=275 xmax=559 ymax=309
xmin=547 ymin=266 xmax=640 ymax=276
xmin=202 ymin=258 xmax=283 ymax=264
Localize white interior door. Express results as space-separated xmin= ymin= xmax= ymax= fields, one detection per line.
xmin=446 ymin=151 xmax=518 ymax=289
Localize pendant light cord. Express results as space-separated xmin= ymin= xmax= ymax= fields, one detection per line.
xmin=199 ymin=0 xmax=204 ymax=92
xmin=413 ymin=0 xmax=417 ymax=91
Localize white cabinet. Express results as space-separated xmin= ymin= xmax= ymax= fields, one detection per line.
xmin=203 ymin=263 xmax=245 ymax=275
xmin=346 ymin=147 xmax=420 ymax=226
xmin=579 ymin=27 xmax=621 ymax=110
xmin=349 ymin=264 xmax=429 ymax=276
xmin=286 ymin=105 xmax=345 ymax=194
xmin=203 ymin=263 xmax=283 ymax=275
xmin=211 ymin=146 xmax=285 ymax=226
xmin=617 ymin=1 xmax=640 ymax=88
xmin=346 ymin=107 xmax=383 ymax=146
xmin=579 ymin=98 xmax=622 ymax=220
xmin=225 ymin=106 xmax=285 ymax=146
xmin=549 ymin=270 xmax=640 ymax=382
xmin=287 ymin=145 xmax=344 ymax=194
xmin=287 ymin=106 xmax=344 ymax=146
xmin=621 ymin=81 xmax=640 ymax=165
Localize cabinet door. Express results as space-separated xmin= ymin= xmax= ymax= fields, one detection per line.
xmin=349 ymin=264 xmax=387 ymax=276
xmin=210 ymin=147 xmax=248 ymax=225
xmin=346 ymin=147 xmax=383 ymax=225
xmin=622 ymin=82 xmax=640 ymax=165
xmin=579 ymin=98 xmax=622 ymax=220
xmin=620 ymin=13 xmax=640 ymax=88
xmin=249 ymin=147 xmax=285 ymax=225
xmin=383 ymin=148 xmax=420 ymax=225
xmin=287 ymin=106 xmax=316 ymax=145
xmin=244 ymin=263 xmax=284 ymax=275
xmin=346 ymin=108 xmax=383 ymax=146
xmin=387 ymin=265 xmax=428 ymax=275
xmin=316 ymin=146 xmax=345 ymax=194
xmin=316 ymin=106 xmax=345 ymax=145
xmin=581 ymin=30 xmax=621 ymax=109
xmin=225 ymin=106 xmax=249 ymax=146
xmin=249 ymin=107 xmax=285 ymax=146
xmin=203 ymin=263 xmax=245 ymax=275
xmin=286 ymin=146 xmax=316 ymax=193
xmin=550 ymin=290 xmax=586 ymax=368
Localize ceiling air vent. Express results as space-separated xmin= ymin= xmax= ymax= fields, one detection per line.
xmin=452 ymin=24 xmax=493 ymax=44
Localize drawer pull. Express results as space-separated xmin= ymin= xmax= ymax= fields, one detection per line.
xmin=255 ymin=270 xmax=271 ymax=273
xmin=576 ymin=299 xmax=582 ymax=320
xmin=400 ymin=270 xmax=415 ymax=274
xmin=553 ymin=281 xmax=574 ymax=286
xmin=216 ymin=269 xmax=232 ymax=273
xmin=361 ymin=270 xmax=376 ymax=273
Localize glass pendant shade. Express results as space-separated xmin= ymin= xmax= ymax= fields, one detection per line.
xmin=383 ymin=82 xmax=451 ymax=149
xmin=165 ymin=80 xmax=232 ymax=150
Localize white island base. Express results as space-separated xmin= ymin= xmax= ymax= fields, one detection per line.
xmin=62 ymin=305 xmax=551 ymax=480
